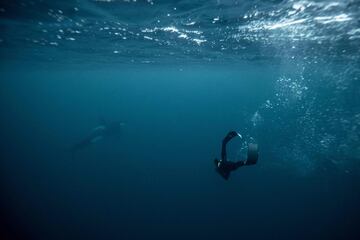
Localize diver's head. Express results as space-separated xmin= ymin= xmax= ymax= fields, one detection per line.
xmin=214 ymin=158 xmax=223 ymax=168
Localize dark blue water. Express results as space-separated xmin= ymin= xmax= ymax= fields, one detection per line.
xmin=1 ymin=1 xmax=359 ymax=240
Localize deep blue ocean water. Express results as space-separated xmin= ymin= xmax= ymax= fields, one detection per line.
xmin=0 ymin=1 xmax=360 ymax=239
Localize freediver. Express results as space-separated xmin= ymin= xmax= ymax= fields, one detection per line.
xmin=70 ymin=120 xmax=124 ymax=153
xmin=214 ymin=131 xmax=259 ymax=180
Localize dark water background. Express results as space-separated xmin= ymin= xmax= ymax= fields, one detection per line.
xmin=1 ymin=1 xmax=360 ymax=239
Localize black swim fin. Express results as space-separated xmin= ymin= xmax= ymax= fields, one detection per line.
xmin=246 ymin=143 xmax=258 ymax=165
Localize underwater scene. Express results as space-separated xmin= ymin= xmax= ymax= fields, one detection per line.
xmin=0 ymin=0 xmax=359 ymax=239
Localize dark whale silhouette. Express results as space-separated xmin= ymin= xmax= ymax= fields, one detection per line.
xmin=70 ymin=120 xmax=124 ymax=153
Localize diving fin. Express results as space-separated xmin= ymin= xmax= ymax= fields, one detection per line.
xmin=246 ymin=143 xmax=258 ymax=165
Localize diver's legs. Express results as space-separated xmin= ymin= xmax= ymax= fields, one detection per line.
xmin=232 ymin=161 xmax=245 ymax=170
xmin=221 ymin=131 xmax=240 ymax=161
xmin=217 ymin=161 xmax=244 ymax=180
xmin=221 ymin=140 xmax=227 ymax=162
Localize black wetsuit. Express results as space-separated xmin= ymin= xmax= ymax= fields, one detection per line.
xmin=215 ymin=131 xmax=246 ymax=180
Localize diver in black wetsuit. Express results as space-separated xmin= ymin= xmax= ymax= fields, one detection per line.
xmin=214 ymin=131 xmax=259 ymax=180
